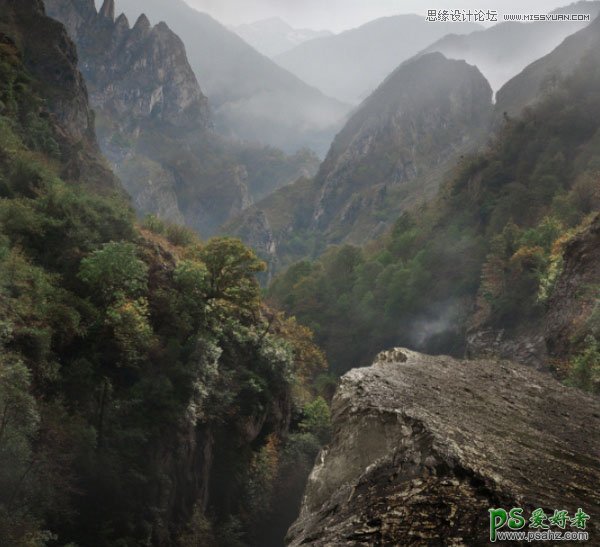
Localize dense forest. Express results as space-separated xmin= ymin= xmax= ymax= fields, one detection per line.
xmin=268 ymin=50 xmax=600 ymax=385
xmin=0 ymin=3 xmax=330 ymax=545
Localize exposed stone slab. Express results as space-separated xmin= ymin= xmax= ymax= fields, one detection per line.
xmin=287 ymin=349 xmax=600 ymax=545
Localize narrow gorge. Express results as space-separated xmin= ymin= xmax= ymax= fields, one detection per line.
xmin=0 ymin=0 xmax=598 ymax=546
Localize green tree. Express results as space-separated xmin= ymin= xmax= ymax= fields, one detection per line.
xmin=105 ymin=298 xmax=154 ymax=365
xmin=199 ymin=238 xmax=266 ymax=313
xmin=78 ymin=241 xmax=148 ymax=302
xmin=568 ymin=335 xmax=600 ymax=393
xmin=299 ymin=397 xmax=331 ymax=443
xmin=0 ymin=355 xmax=41 ymax=544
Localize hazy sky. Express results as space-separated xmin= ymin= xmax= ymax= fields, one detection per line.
xmin=184 ymin=0 xmax=582 ymax=31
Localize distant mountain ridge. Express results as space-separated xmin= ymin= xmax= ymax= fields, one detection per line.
xmin=274 ymin=15 xmax=482 ymax=104
xmin=423 ymin=0 xmax=600 ymax=91
xmin=233 ymin=17 xmax=332 ymax=57
xmin=496 ymin=9 xmax=600 ymax=116
xmin=98 ymin=0 xmax=350 ymax=154
xmin=228 ymin=5 xmax=600 ymax=273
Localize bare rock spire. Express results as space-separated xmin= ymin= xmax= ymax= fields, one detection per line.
xmin=115 ymin=13 xmax=130 ymax=30
xmin=133 ymin=13 xmax=151 ymax=33
xmin=99 ymin=0 xmax=115 ymax=21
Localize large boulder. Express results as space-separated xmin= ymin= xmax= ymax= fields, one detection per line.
xmin=287 ymin=348 xmax=600 ymax=545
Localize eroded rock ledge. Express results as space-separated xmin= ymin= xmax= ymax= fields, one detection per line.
xmin=287 ymin=349 xmax=600 ymax=545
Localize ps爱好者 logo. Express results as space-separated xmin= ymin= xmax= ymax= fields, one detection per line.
xmin=489 ymin=507 xmax=591 ymax=542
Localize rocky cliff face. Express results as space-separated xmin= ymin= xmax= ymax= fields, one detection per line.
xmin=288 ymin=349 xmax=600 ymax=545
xmin=0 ymin=0 xmax=122 ymax=194
xmin=459 ymin=23 xmax=600 ymax=371
xmin=5 ymin=0 xmax=92 ymax=142
xmin=45 ymin=0 xmax=320 ymax=236
xmin=466 ymin=214 xmax=600 ymax=372
xmin=466 ymin=328 xmax=549 ymax=370
xmin=46 ymin=0 xmax=210 ymax=129
xmin=104 ymin=0 xmax=350 ymax=155
xmin=45 ymin=0 xmax=212 ymax=226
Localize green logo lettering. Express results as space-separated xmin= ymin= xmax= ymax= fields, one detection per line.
xmin=508 ymin=507 xmax=526 ymax=530
xmin=489 ymin=508 xmax=508 ymax=542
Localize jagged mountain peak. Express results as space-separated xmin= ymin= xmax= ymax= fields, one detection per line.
xmin=114 ymin=12 xmax=128 ymax=29
xmin=46 ymin=0 xmax=321 ymax=238
xmin=154 ymin=20 xmax=172 ymax=34
xmin=46 ymin=0 xmax=209 ymax=129
xmin=98 ymin=0 xmax=114 ymax=21
xmin=132 ymin=12 xmax=150 ymax=33
xmin=102 ymin=0 xmax=349 ymax=154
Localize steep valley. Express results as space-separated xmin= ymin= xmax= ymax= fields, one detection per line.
xmin=0 ymin=0 xmax=598 ymax=546
xmin=227 ymin=53 xmax=494 ymax=272
xmin=268 ymin=14 xmax=600 ymax=382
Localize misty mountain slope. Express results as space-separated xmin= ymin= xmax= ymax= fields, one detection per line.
xmin=46 ymin=0 xmax=320 ymax=235
xmin=233 ymin=17 xmax=332 ymax=57
xmin=496 ymin=12 xmax=600 ymax=116
xmin=312 ymin=53 xmax=492 ymax=233
xmin=269 ymin=43 xmax=600 ymax=378
xmin=423 ymin=0 xmax=600 ymax=92
xmin=98 ymin=0 xmax=349 ymax=154
xmin=227 ymin=53 xmax=493 ymax=270
xmin=274 ymin=15 xmax=481 ymax=104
